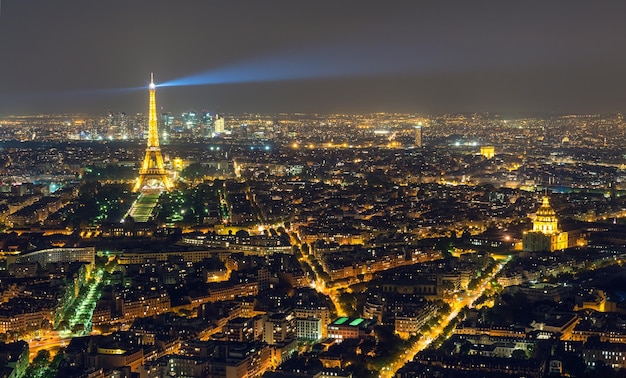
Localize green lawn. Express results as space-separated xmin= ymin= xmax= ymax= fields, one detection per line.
xmin=128 ymin=193 xmax=160 ymax=222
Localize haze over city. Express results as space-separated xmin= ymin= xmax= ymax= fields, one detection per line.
xmin=2 ymin=1 xmax=626 ymax=114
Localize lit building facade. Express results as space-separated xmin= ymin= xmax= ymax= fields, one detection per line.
xmin=522 ymin=196 xmax=568 ymax=252
xmin=6 ymin=247 xmax=95 ymax=268
xmin=480 ymin=145 xmax=495 ymax=159
xmin=263 ymin=312 xmax=295 ymax=345
xmin=214 ymin=114 xmax=225 ymax=134
xmin=296 ymin=317 xmax=323 ymax=341
xmin=582 ymin=341 xmax=626 ymax=370
xmin=294 ymin=306 xmax=331 ymax=339
xmin=327 ymin=317 xmax=376 ymax=343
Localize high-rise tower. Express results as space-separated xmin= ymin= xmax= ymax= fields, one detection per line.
xmin=132 ymin=74 xmax=173 ymax=192
xmin=414 ymin=125 xmax=422 ymax=148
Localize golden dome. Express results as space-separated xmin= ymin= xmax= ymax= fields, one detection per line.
xmin=532 ymin=196 xmax=559 ymax=234
xmin=536 ymin=196 xmax=556 ymax=217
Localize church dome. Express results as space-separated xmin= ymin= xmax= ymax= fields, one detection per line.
xmin=536 ymin=196 xmax=556 ymax=217
xmin=532 ymin=196 xmax=559 ymax=234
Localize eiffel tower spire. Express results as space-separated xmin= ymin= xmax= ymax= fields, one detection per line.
xmin=132 ymin=73 xmax=173 ymax=192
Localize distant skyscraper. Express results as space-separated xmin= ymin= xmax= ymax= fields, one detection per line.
xmin=214 ymin=114 xmax=225 ymax=134
xmin=201 ymin=111 xmax=214 ymax=138
xmin=134 ymin=113 xmax=145 ymax=139
xmin=119 ymin=112 xmax=128 ymax=138
xmin=160 ymin=113 xmax=174 ymax=143
xmin=161 ymin=113 xmax=174 ymax=130
xmin=182 ymin=111 xmax=198 ymax=130
xmin=133 ymin=74 xmax=173 ymax=192
xmin=240 ymin=123 xmax=249 ymax=139
xmin=414 ymin=125 xmax=422 ymax=148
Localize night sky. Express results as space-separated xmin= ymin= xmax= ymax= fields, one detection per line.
xmin=2 ymin=1 xmax=626 ymax=115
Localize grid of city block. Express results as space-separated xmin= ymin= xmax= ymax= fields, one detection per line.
xmin=1 ymin=104 xmax=626 ymax=377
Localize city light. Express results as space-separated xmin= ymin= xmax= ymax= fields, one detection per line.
xmin=2 ymin=3 xmax=626 ymax=377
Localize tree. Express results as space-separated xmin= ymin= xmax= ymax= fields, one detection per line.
xmin=338 ymin=292 xmax=358 ymax=316
xmin=6 ymin=331 xmax=19 ymax=342
xmin=562 ymin=352 xmax=586 ymax=377
xmin=359 ymin=338 xmax=377 ymax=356
xmin=35 ymin=349 xmax=50 ymax=362
xmin=57 ymin=320 xmax=69 ymax=331
xmin=293 ymin=247 xmax=303 ymax=260
xmin=95 ymin=255 xmax=108 ymax=268
xmin=374 ymin=325 xmax=395 ymax=345
xmin=25 ymin=349 xmax=51 ymax=376
xmin=181 ymin=163 xmax=214 ymax=180
xmin=467 ymin=278 xmax=480 ymax=291
xmin=459 ymin=340 xmax=472 ymax=355
xmin=436 ymin=300 xmax=452 ymax=314
xmin=235 ymin=229 xmax=250 ymax=238
xmin=511 ymin=349 xmax=527 ymax=359
xmin=72 ymin=324 xmax=85 ymax=334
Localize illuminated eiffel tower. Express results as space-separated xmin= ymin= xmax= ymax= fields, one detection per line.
xmin=132 ymin=74 xmax=173 ymax=192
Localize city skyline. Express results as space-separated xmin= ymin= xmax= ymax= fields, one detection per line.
xmin=3 ymin=2 xmax=626 ymax=377
xmin=0 ymin=74 xmax=626 ymax=378
xmin=2 ymin=1 xmax=626 ymax=115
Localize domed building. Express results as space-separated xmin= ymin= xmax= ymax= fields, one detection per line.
xmin=522 ymin=196 xmax=569 ymax=252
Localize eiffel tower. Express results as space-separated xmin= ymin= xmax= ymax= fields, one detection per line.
xmin=132 ymin=74 xmax=173 ymax=192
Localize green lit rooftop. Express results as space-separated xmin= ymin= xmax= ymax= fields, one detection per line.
xmin=349 ymin=318 xmax=365 ymax=326
xmin=333 ymin=317 xmax=349 ymax=325
xmin=332 ymin=317 xmax=369 ymax=327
